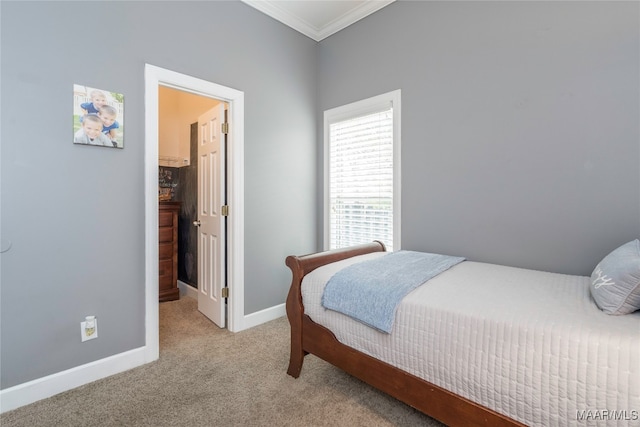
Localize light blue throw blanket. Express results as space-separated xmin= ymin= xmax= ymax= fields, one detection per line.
xmin=322 ymin=250 xmax=465 ymax=333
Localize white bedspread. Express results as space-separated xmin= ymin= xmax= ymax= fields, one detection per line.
xmin=301 ymin=253 xmax=640 ymax=427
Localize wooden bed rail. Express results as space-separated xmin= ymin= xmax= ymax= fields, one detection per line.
xmin=284 ymin=241 xmax=524 ymax=427
xmin=285 ymin=241 xmax=386 ymax=280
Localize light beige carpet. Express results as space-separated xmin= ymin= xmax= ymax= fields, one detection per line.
xmin=1 ymin=296 xmax=444 ymax=426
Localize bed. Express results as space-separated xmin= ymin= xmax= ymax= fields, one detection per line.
xmin=285 ymin=241 xmax=640 ymax=427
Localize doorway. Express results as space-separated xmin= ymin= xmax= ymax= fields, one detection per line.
xmin=158 ymin=88 xmax=227 ymax=327
xmin=145 ymin=64 xmax=246 ymax=361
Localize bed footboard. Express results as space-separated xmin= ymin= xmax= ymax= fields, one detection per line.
xmin=285 ymin=241 xmax=386 ymax=377
xmin=284 ymin=241 xmax=524 ymax=427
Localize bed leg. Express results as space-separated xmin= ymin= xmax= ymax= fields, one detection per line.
xmin=287 ymin=317 xmax=306 ymax=378
xmin=285 ymin=253 xmax=322 ymax=379
xmin=287 ymin=346 xmax=306 ymax=378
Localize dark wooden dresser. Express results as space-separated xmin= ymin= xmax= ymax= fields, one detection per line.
xmin=159 ymin=201 xmax=181 ymax=302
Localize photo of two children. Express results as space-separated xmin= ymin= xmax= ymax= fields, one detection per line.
xmin=73 ymin=84 xmax=124 ymax=149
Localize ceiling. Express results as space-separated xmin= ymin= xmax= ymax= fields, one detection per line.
xmin=242 ymin=0 xmax=395 ymax=42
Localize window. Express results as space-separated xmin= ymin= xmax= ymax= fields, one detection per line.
xmin=324 ymin=90 xmax=401 ymax=252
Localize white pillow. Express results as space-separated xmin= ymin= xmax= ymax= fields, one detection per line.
xmin=590 ymin=239 xmax=640 ymax=315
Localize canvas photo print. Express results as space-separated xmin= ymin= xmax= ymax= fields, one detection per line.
xmin=73 ymin=84 xmax=124 ymax=148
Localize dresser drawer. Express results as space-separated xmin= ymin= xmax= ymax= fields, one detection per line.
xmin=159 ymin=211 xmax=174 ymax=227
xmin=159 ymin=270 xmax=174 ymax=291
xmin=159 ymin=242 xmax=173 ymax=260
xmin=159 ymin=202 xmax=180 ymax=302
xmin=159 ymin=226 xmax=174 ymax=243
xmin=159 ymin=258 xmax=173 ymax=278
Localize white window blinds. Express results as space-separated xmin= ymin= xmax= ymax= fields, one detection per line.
xmin=328 ymin=107 xmax=394 ymax=251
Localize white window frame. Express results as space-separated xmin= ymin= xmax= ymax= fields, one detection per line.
xmin=323 ymin=89 xmax=401 ymax=251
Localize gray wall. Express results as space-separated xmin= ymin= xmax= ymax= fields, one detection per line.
xmin=317 ymin=1 xmax=640 ymax=275
xmin=2 ymin=0 xmax=638 ymax=394
xmin=0 ymin=1 xmax=317 ymax=389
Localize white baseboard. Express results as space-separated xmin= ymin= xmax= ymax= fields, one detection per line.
xmin=177 ymin=280 xmax=284 ymax=330
xmin=0 ymin=346 xmax=154 ymax=414
xmin=177 ymin=280 xmax=197 ymax=300
xmin=0 ymin=300 xmax=285 ymax=413
xmin=242 ymin=302 xmax=286 ymax=330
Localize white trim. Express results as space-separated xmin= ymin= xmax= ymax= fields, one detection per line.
xmin=144 ymin=65 xmax=161 ymax=363
xmin=178 ymin=280 xmax=198 ymax=300
xmin=317 ymin=1 xmax=396 ymax=41
xmin=145 ymin=64 xmax=246 ymax=336
xmin=241 ymin=0 xmax=395 ymax=42
xmin=323 ymin=89 xmax=402 ymax=251
xmin=0 ymin=347 xmax=147 ymax=413
xmin=242 ymin=303 xmax=286 ymax=330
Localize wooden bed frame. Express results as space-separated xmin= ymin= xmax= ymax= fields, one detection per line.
xmin=285 ymin=241 xmax=525 ymax=427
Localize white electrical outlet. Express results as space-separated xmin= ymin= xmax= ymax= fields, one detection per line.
xmin=81 ymin=316 xmax=98 ymax=342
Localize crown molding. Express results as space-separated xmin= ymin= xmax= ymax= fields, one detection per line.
xmin=242 ymin=0 xmax=395 ymax=42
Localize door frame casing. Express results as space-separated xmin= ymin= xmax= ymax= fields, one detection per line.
xmin=144 ymin=64 xmax=245 ymax=362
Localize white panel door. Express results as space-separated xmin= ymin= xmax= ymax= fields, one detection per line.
xmin=197 ymin=104 xmax=226 ymax=328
